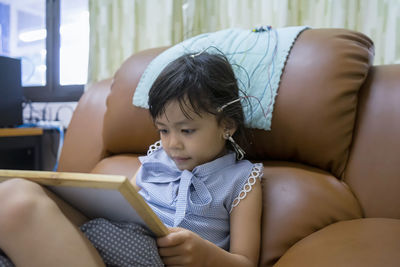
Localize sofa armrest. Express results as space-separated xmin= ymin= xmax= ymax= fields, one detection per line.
xmin=58 ymin=78 xmax=112 ymax=173
xmin=345 ymin=64 xmax=400 ymax=218
xmin=274 ymin=218 xmax=400 ymax=267
xmin=259 ymin=162 xmax=362 ymax=266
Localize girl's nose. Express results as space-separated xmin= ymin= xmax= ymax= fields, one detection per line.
xmin=167 ymin=133 xmax=183 ymax=149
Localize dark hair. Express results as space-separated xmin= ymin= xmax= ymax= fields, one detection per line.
xmin=148 ymin=51 xmax=249 ymax=153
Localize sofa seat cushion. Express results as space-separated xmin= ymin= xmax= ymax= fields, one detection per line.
xmin=274 ymin=218 xmax=400 ymax=267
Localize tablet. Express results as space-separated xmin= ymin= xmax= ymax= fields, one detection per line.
xmin=0 ymin=169 xmax=168 ymax=237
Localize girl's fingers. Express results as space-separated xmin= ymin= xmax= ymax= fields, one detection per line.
xmin=167 ymin=227 xmax=182 ymax=233
xmin=158 ymin=243 xmax=183 ymax=257
xmin=160 ymin=255 xmax=187 ymax=266
xmin=157 ymin=228 xmax=188 ymax=247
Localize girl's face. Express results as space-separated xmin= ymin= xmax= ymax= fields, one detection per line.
xmin=155 ymin=100 xmax=228 ymax=171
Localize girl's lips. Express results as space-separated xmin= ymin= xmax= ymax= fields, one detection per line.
xmin=172 ymin=157 xmax=190 ymax=162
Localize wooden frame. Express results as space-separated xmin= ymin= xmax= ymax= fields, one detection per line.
xmin=0 ymin=169 xmax=169 ymax=237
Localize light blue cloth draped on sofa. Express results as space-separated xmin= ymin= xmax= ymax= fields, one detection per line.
xmin=133 ymin=26 xmax=309 ymax=131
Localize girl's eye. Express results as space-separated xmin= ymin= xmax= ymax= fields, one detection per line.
xmin=181 ymin=129 xmax=195 ymax=134
xmin=158 ymin=129 xmax=168 ymax=134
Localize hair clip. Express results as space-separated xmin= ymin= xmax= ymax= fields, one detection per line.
xmin=190 ymin=47 xmax=212 ymax=58
xmin=190 ymin=52 xmax=200 ymax=58
xmin=217 ymin=98 xmax=241 ymax=112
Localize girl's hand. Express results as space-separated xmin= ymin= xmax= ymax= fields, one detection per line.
xmin=157 ymin=227 xmax=211 ymax=267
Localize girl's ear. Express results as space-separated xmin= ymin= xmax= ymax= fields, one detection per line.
xmin=221 ymin=118 xmax=238 ymax=137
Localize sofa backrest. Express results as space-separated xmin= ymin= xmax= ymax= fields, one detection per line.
xmin=246 ymin=29 xmax=374 ymax=178
xmin=60 ymin=27 xmax=375 ymax=178
xmin=102 ymin=47 xmax=167 ymax=156
xmin=78 ymin=28 xmax=373 ymax=177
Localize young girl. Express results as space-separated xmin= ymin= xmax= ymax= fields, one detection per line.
xmin=0 ymin=52 xmax=263 ymax=267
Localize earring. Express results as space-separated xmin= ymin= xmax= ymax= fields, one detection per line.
xmin=224 ymin=132 xmax=245 ymax=160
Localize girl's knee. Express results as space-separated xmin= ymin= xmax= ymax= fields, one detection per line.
xmin=0 ymin=179 xmax=53 ymax=232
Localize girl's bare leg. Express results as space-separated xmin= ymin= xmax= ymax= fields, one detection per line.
xmin=0 ymin=178 xmax=105 ymax=267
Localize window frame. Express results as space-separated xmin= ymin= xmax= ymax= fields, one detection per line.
xmin=23 ymin=0 xmax=84 ymax=102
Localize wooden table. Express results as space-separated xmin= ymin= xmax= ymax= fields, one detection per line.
xmin=0 ymin=127 xmax=44 ymax=170
xmin=0 ymin=127 xmax=43 ymax=137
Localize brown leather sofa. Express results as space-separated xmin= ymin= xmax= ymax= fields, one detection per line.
xmin=58 ymin=28 xmax=400 ymax=266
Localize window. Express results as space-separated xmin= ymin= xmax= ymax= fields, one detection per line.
xmin=0 ymin=0 xmax=88 ymax=102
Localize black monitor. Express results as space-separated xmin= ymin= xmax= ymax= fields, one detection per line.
xmin=0 ymin=55 xmax=23 ymax=127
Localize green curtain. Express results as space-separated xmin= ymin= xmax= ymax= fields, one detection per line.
xmin=88 ymin=0 xmax=174 ymax=83
xmin=88 ymin=0 xmax=400 ymax=84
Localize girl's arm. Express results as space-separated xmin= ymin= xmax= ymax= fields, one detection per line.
xmin=229 ymin=177 xmax=262 ymax=265
xmin=157 ymin=179 xmax=262 ymax=267
xmin=130 ymin=168 xmax=141 ymax=191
